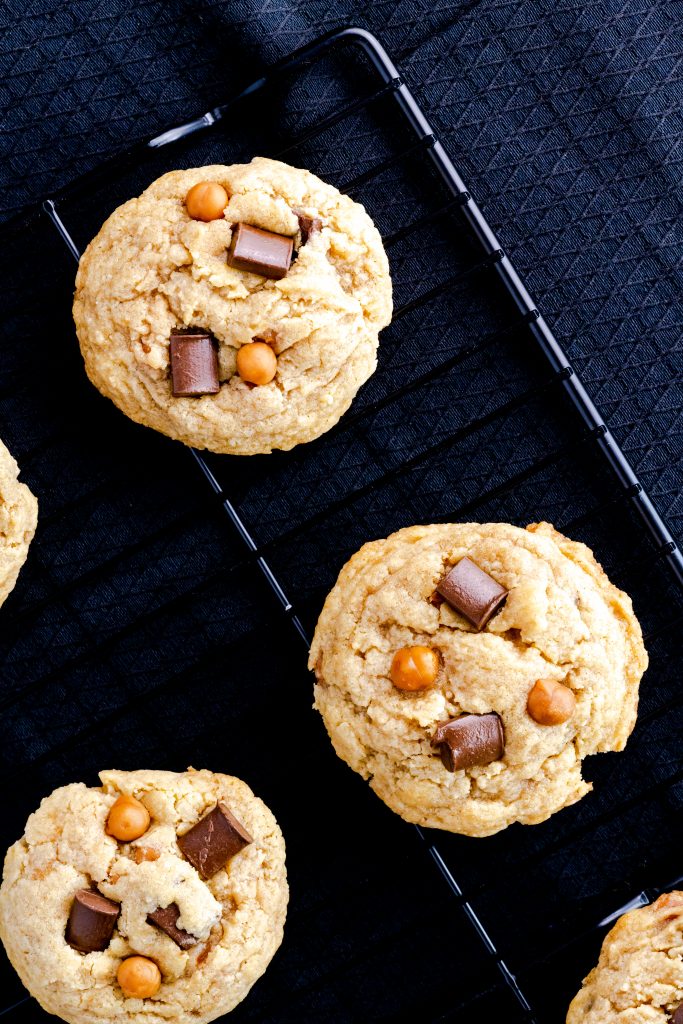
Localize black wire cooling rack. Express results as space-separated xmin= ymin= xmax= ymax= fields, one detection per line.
xmin=1 ymin=26 xmax=683 ymax=1024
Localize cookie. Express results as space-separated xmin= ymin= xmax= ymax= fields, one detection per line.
xmin=73 ymin=157 xmax=392 ymax=455
xmin=0 ymin=437 xmax=37 ymax=607
xmin=309 ymin=522 xmax=648 ymax=836
xmin=0 ymin=768 xmax=288 ymax=1023
xmin=567 ymin=892 xmax=683 ymax=1021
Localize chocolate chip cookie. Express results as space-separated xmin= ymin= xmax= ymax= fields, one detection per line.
xmin=0 ymin=437 xmax=37 ymax=607
xmin=73 ymin=158 xmax=392 ymax=454
xmin=567 ymin=892 xmax=683 ymax=1022
xmin=309 ymin=522 xmax=648 ymax=836
xmin=0 ymin=768 xmax=287 ymax=1023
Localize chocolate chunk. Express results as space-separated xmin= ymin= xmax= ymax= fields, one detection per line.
xmin=169 ymin=330 xmax=219 ymax=397
xmin=227 ymin=223 xmax=293 ymax=279
xmin=147 ymin=903 xmax=197 ymax=950
xmin=431 ymin=713 xmax=505 ymax=772
xmin=65 ymin=888 xmax=120 ymax=953
xmin=672 ymin=1007 xmax=683 ymax=1024
xmin=177 ymin=802 xmax=253 ymax=879
xmin=436 ymin=556 xmax=508 ymax=630
xmin=295 ymin=211 xmax=322 ymax=245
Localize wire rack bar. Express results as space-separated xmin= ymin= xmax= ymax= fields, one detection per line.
xmin=0 ymin=996 xmax=28 ymax=1018
xmin=274 ymin=81 xmax=398 ymax=158
xmin=422 ymin=831 xmax=535 ymax=1016
xmin=334 ymin=313 xmax=537 ymax=434
xmin=392 ymin=248 xmax=504 ymax=320
xmin=339 ymin=133 xmax=436 ymax=193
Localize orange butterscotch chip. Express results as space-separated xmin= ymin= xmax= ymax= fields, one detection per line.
xmin=527 ymin=678 xmax=576 ymax=726
xmin=117 ymin=956 xmax=161 ymax=999
xmin=185 ymin=181 xmax=228 ymax=222
xmin=390 ymin=646 xmax=439 ymax=691
xmin=236 ymin=341 xmax=277 ymax=385
xmin=134 ymin=846 xmax=160 ymax=864
xmin=106 ymin=794 xmax=150 ymax=842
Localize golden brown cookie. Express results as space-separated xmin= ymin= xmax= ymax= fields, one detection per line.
xmin=0 ymin=769 xmax=287 ymax=1023
xmin=73 ymin=158 xmax=392 ymax=454
xmin=0 ymin=437 xmax=37 ymax=606
xmin=309 ymin=522 xmax=648 ymax=836
xmin=567 ymin=892 xmax=683 ymax=1021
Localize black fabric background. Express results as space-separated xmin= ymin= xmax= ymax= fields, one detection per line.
xmin=0 ymin=2 xmax=682 ymax=1022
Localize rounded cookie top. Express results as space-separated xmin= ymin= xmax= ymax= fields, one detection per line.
xmin=309 ymin=522 xmax=647 ymax=836
xmin=567 ymin=892 xmax=683 ymax=1022
xmin=73 ymin=157 xmax=392 ymax=455
xmin=0 ymin=438 xmax=37 ymax=607
xmin=0 ymin=768 xmax=288 ymax=1024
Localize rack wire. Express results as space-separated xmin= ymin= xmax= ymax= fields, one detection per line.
xmin=1 ymin=25 xmax=682 ymax=1023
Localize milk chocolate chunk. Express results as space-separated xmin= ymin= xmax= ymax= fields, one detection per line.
xmin=147 ymin=903 xmax=197 ymax=950
xmin=672 ymin=1006 xmax=683 ymax=1024
xmin=436 ymin=556 xmax=508 ymax=630
xmin=169 ymin=330 xmax=219 ymax=397
xmin=177 ymin=801 xmax=253 ymax=879
xmin=227 ymin=223 xmax=293 ymax=279
xmin=65 ymin=888 xmax=120 ymax=953
xmin=296 ymin=211 xmax=322 ymax=245
xmin=431 ymin=713 xmax=504 ymax=772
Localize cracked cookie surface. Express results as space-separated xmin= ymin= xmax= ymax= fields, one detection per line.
xmin=73 ymin=157 xmax=392 ymax=454
xmin=567 ymin=892 xmax=683 ymax=1022
xmin=0 ymin=768 xmax=288 ymax=1023
xmin=0 ymin=438 xmax=37 ymax=607
xmin=309 ymin=522 xmax=648 ymax=836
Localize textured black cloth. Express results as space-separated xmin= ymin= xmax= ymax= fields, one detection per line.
xmin=0 ymin=3 xmax=682 ymax=1023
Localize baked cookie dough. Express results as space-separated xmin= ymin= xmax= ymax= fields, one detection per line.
xmin=0 ymin=768 xmax=288 ymax=1023
xmin=0 ymin=438 xmax=37 ymax=607
xmin=309 ymin=522 xmax=648 ymax=836
xmin=73 ymin=157 xmax=392 ymax=454
xmin=567 ymin=892 xmax=683 ymax=1022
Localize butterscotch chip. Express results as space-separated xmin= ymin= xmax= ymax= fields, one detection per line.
xmin=390 ymin=646 xmax=439 ymax=691
xmin=105 ymin=794 xmax=150 ymax=841
xmin=134 ymin=846 xmax=161 ymax=863
xmin=527 ymin=678 xmax=576 ymax=725
xmin=117 ymin=955 xmax=161 ymax=998
xmin=185 ymin=181 xmax=228 ymax=222
xmin=310 ymin=521 xmax=647 ymax=837
xmin=236 ymin=341 xmax=277 ymax=386
xmin=567 ymin=891 xmax=683 ymax=1022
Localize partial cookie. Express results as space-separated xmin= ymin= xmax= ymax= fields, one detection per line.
xmin=73 ymin=157 xmax=392 ymax=454
xmin=567 ymin=892 xmax=683 ymax=1022
xmin=309 ymin=522 xmax=648 ymax=836
xmin=0 ymin=768 xmax=288 ymax=1024
xmin=0 ymin=438 xmax=37 ymax=607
